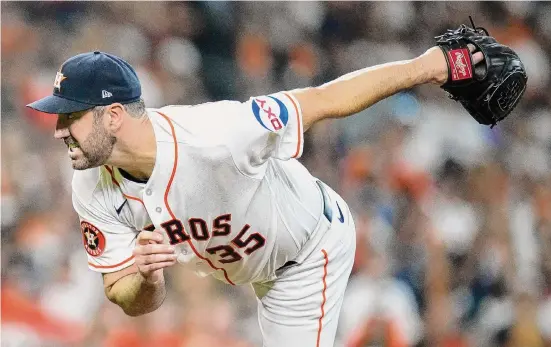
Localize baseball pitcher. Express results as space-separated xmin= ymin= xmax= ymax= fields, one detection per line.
xmin=27 ymin=22 xmax=526 ymax=347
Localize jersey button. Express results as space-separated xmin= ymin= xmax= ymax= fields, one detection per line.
xmin=146 ymin=189 xmax=152 ymax=196
xmin=155 ymin=207 xmax=162 ymax=213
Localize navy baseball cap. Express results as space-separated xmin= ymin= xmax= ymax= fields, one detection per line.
xmin=26 ymin=51 xmax=141 ymax=114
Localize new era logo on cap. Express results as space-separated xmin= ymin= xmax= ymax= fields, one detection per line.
xmin=102 ymin=90 xmax=113 ymax=98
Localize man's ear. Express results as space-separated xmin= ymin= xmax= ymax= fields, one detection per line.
xmin=106 ymin=103 xmax=125 ymax=131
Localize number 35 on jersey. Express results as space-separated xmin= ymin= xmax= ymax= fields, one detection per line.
xmin=160 ymin=214 xmax=266 ymax=264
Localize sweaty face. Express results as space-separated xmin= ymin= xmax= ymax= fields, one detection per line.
xmin=56 ymin=108 xmax=116 ymax=170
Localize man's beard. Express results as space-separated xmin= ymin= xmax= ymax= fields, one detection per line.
xmin=70 ymin=120 xmax=116 ymax=170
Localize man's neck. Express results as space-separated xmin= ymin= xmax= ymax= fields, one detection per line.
xmin=118 ymin=167 xmax=149 ymax=183
xmin=106 ymin=116 xmax=157 ymax=181
xmin=117 ymin=161 xmax=155 ymax=182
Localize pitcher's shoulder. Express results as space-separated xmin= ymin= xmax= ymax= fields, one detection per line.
xmin=151 ymin=102 xmax=243 ymax=146
xmin=71 ymin=166 xmax=111 ymax=202
xmin=156 ymin=100 xmax=241 ymax=115
xmin=153 ymin=101 xmax=243 ymax=127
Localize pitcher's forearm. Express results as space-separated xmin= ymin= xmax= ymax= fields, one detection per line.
xmin=317 ymin=59 xmax=430 ymax=118
xmin=291 ymin=55 xmax=439 ymax=130
xmin=105 ymin=271 xmax=166 ymax=316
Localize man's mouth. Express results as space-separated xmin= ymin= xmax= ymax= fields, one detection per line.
xmin=65 ymin=138 xmax=80 ymax=150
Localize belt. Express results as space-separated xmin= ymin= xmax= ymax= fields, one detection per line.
xmin=315 ymin=180 xmax=333 ymax=223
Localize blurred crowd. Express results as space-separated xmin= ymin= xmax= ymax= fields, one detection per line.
xmin=2 ymin=2 xmax=551 ymax=347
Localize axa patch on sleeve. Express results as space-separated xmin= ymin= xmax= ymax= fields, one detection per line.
xmin=81 ymin=221 xmax=106 ymax=257
xmin=251 ymin=96 xmax=289 ymax=132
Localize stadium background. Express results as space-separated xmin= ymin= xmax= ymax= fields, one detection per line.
xmin=2 ymin=1 xmax=551 ymax=346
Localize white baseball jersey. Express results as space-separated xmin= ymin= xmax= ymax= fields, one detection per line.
xmin=72 ymin=92 xmax=326 ymax=285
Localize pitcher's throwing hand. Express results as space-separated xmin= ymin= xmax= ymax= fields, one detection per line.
xmin=133 ymin=230 xmax=176 ymax=281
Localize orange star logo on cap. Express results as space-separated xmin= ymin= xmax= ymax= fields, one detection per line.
xmin=53 ymin=71 xmax=67 ymax=91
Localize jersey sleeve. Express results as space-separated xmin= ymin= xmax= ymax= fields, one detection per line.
xmin=158 ymin=91 xmax=304 ymax=177
xmin=221 ymin=91 xmax=304 ymax=176
xmin=72 ymin=188 xmax=138 ymax=274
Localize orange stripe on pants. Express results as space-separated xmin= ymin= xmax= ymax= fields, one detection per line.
xmin=316 ymin=249 xmax=329 ymax=347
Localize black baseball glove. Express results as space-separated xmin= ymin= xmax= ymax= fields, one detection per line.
xmin=435 ymin=18 xmax=528 ymax=127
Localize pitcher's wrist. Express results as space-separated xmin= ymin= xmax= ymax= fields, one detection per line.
xmin=140 ymin=269 xmax=164 ymax=285
xmin=413 ymin=47 xmax=449 ymax=85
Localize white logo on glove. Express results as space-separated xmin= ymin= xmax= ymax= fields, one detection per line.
xmin=454 ymin=52 xmax=468 ymax=77
xmin=448 ymin=49 xmax=472 ymax=81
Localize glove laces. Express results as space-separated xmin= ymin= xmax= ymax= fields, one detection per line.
xmin=469 ymin=16 xmax=489 ymax=36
